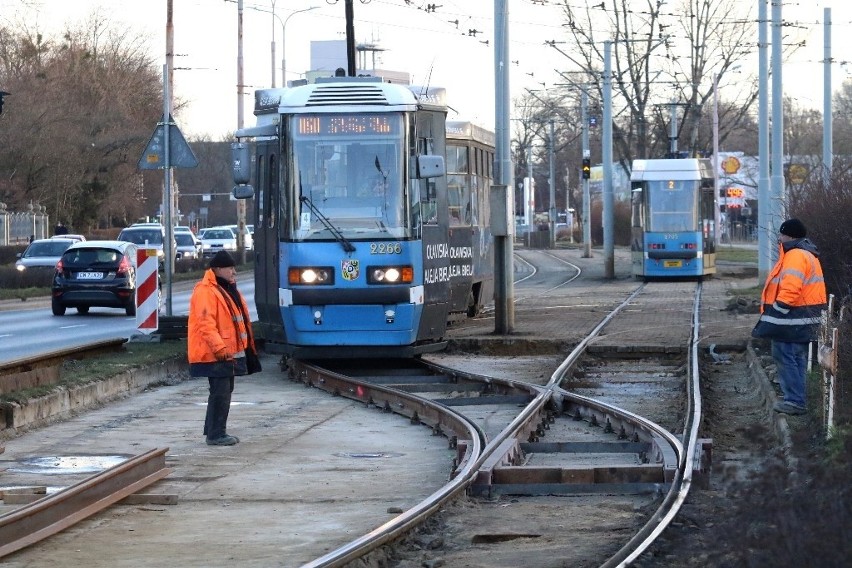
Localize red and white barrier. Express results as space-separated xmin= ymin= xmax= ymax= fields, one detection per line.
xmin=136 ymin=248 xmax=159 ymax=334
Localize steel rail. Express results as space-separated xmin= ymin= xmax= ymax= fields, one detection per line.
xmin=601 ymin=281 xmax=704 ymax=567
xmin=446 ymin=282 xmax=685 ymax=493
xmin=0 ymin=447 xmax=172 ymax=558
xmin=299 ymin=281 xmax=694 ymax=566
xmin=292 ymin=364 xmax=485 ymax=568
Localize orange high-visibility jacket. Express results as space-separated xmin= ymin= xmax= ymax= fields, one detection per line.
xmin=758 ymin=240 xmax=827 ymax=342
xmin=188 ymin=269 xmax=253 ymax=364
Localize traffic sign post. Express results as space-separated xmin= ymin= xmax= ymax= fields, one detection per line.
xmin=136 ymin=248 xmax=160 ymax=334
xmin=137 ymin=64 xmax=198 ymax=318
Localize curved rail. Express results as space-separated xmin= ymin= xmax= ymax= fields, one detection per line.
xmin=291 ymin=364 xmax=485 ymax=568
xmin=295 ymin=280 xmax=705 ymax=566
xmin=601 ymin=281 xmax=704 ymax=567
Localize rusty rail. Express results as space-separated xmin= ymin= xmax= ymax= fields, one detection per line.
xmin=0 ymin=448 xmax=172 ymax=558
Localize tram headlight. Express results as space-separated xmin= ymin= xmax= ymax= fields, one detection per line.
xmin=288 ymin=266 xmax=334 ymax=285
xmin=367 ymin=265 xmax=413 ymax=284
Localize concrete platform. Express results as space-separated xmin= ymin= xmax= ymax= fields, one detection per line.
xmin=0 ymin=356 xmax=455 ymax=567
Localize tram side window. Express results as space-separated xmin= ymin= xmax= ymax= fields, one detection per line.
xmin=469 ymin=174 xmax=479 ymax=225
xmin=418 ymin=137 xmax=439 ymax=225
xmin=257 ymin=152 xmax=266 ymax=229
xmin=268 ymin=153 xmax=277 ymax=230
xmin=446 ymin=145 xmax=468 ymax=174
xmin=448 ymin=175 xmax=466 ymax=226
xmin=631 ymin=184 xmax=643 ymax=228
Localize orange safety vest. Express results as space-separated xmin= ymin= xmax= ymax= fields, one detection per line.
xmin=188 ymin=269 xmax=253 ymax=364
xmin=757 ymin=241 xmax=827 ymax=342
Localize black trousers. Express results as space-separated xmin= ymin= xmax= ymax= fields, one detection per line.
xmin=203 ymin=376 xmax=235 ymax=440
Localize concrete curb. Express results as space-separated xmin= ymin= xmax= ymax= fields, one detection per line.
xmin=1 ymin=356 xmax=190 ymax=440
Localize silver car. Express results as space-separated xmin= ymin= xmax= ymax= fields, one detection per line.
xmin=15 ymin=238 xmax=77 ymax=273
xmin=175 ymin=231 xmax=202 ymax=260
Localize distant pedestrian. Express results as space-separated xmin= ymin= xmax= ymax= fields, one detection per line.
xmin=188 ymin=250 xmax=257 ymax=445
xmin=752 ymin=218 xmax=827 ymax=415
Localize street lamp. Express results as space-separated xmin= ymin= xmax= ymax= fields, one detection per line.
xmin=275 ymin=6 xmax=319 ymax=87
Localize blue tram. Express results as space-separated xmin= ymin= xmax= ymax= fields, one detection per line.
xmin=630 ymin=158 xmax=717 ymax=279
xmin=231 ymin=77 xmax=494 ymax=358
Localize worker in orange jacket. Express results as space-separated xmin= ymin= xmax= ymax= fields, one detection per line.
xmin=752 ymin=218 xmax=827 ymax=416
xmin=188 ymin=250 xmax=257 ymax=445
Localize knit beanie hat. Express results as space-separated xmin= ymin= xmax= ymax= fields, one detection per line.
xmin=779 ymin=218 xmax=807 ymax=239
xmin=209 ymin=250 xmax=236 ymax=268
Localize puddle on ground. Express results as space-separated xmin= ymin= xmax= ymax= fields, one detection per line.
xmin=8 ymin=455 xmax=131 ymax=475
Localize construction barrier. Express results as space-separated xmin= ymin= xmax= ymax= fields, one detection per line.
xmin=136 ymin=248 xmax=159 ymax=334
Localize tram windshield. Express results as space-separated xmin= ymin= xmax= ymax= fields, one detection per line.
xmin=647 ymin=180 xmax=698 ymax=232
xmin=288 ymin=113 xmax=409 ymax=241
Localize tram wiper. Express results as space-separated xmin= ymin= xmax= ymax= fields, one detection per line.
xmin=299 ymin=195 xmax=356 ymax=253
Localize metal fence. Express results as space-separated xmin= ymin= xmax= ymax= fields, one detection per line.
xmin=818 ymin=295 xmax=848 ymax=439
xmin=0 ymin=202 xmax=50 ymax=245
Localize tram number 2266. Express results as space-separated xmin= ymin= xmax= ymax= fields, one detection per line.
xmin=370 ymin=242 xmax=402 ymax=254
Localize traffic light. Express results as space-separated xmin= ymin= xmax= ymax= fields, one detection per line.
xmin=581 ymin=158 xmax=591 ymax=180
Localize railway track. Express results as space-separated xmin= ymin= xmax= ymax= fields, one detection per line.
xmin=288 ymin=280 xmax=709 ymax=567
xmin=0 ymin=448 xmax=171 ymax=558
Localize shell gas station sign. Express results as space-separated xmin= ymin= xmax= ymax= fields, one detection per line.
xmin=721 ymin=156 xmax=741 ymax=175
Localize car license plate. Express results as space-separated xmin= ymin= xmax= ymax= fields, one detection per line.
xmin=664 ymin=260 xmax=683 ymax=268
xmin=77 ymin=272 xmax=103 ymax=280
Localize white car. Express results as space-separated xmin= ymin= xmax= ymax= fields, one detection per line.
xmin=220 ymin=224 xmax=253 ymax=251
xmin=198 ymin=227 xmax=238 ymax=258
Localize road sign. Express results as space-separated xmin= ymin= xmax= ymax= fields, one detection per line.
xmin=136 ymin=248 xmax=160 ymax=334
xmin=138 ymin=115 xmax=198 ymax=170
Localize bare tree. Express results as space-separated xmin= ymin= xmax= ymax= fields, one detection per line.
xmin=549 ymin=0 xmax=758 ymax=164
xmin=831 ymin=79 xmax=852 ymax=169
xmin=0 ymin=11 xmax=162 ymax=231
xmin=784 ymin=97 xmax=823 ymax=164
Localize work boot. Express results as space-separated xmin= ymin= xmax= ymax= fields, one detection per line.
xmin=206 ymin=435 xmax=238 ymax=446
xmin=773 ymin=400 xmax=806 ymax=415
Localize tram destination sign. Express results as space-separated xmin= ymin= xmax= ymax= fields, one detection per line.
xmin=297 ymin=114 xmax=399 ymax=136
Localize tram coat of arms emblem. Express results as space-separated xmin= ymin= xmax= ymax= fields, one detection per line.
xmin=341 ymin=259 xmax=360 ymax=281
